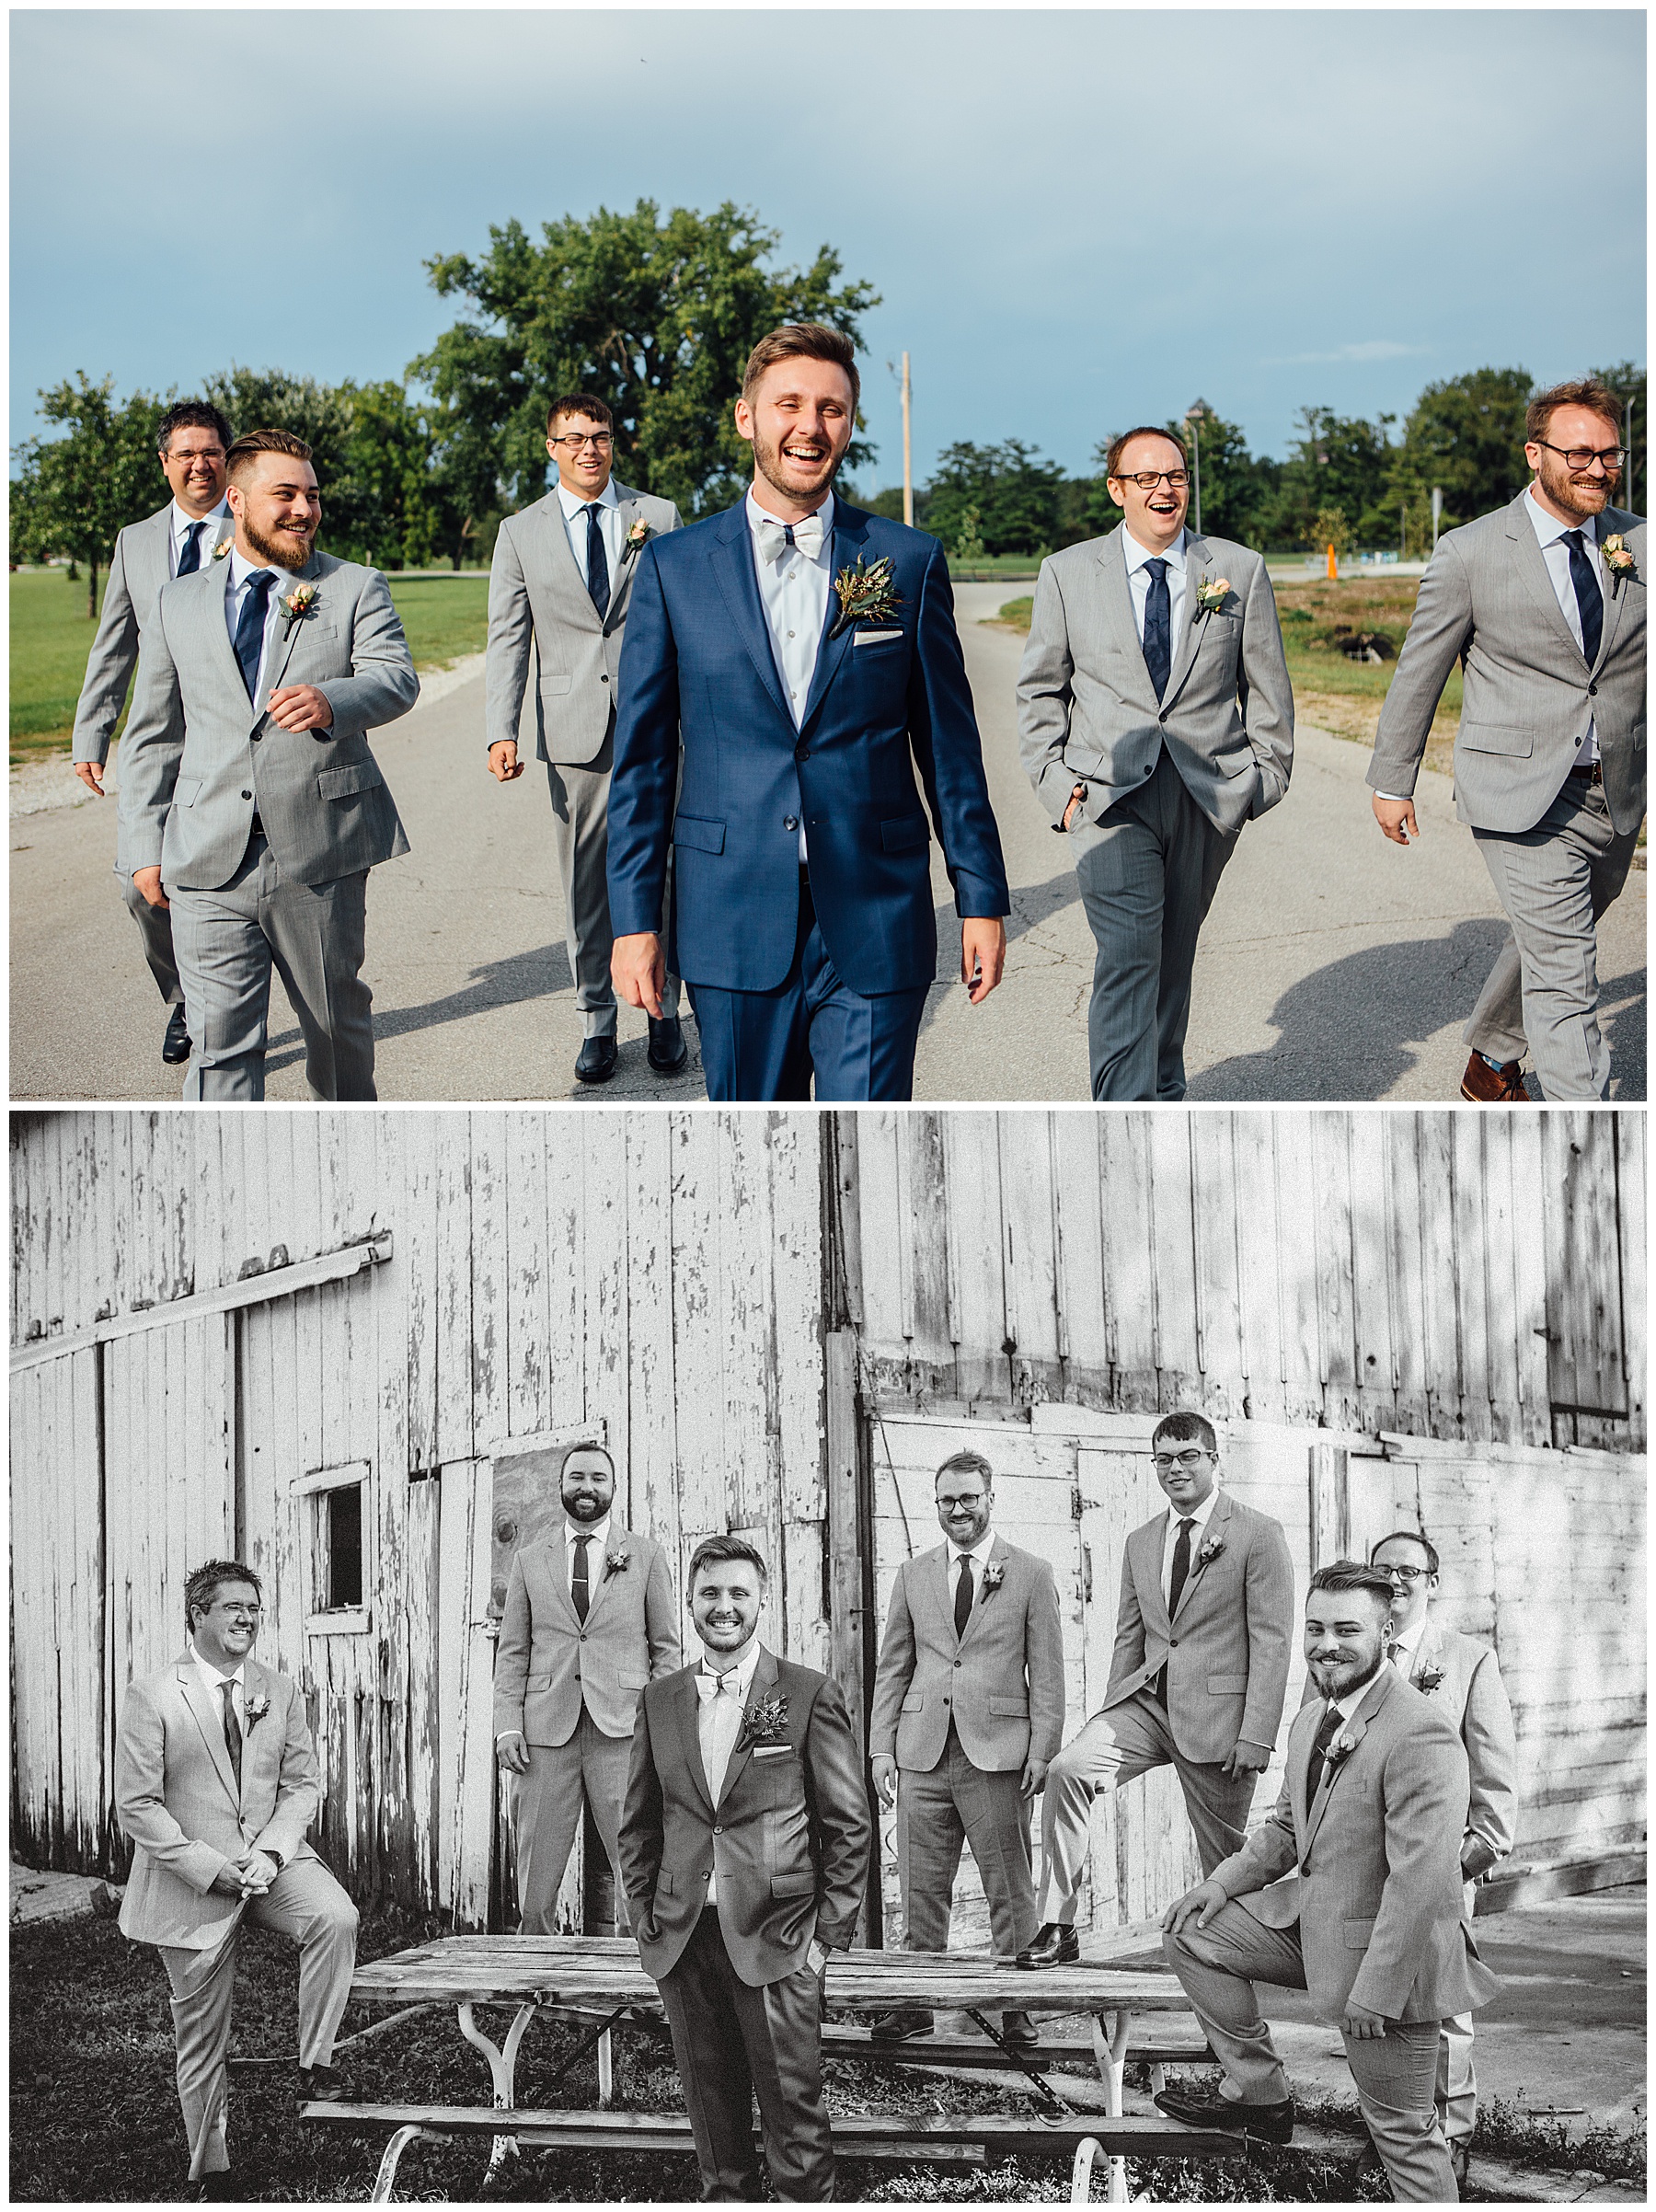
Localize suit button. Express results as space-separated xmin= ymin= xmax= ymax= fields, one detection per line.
xmin=795 ymin=745 xmax=810 ymax=762
xmin=785 ymin=816 xmax=799 ymax=832
xmin=942 ymin=1696 xmax=950 ymax=1705
xmin=953 ymin=1659 xmax=961 ymax=1668
xmin=241 ymin=789 xmax=252 ymax=800
xmin=713 ymin=1826 xmax=723 ymax=1836
xmin=1169 ymin=1639 xmax=1179 ymax=1648
xmin=600 ymin=674 xmax=609 ymax=684
xmin=1589 ymin=682 xmax=1598 ymax=696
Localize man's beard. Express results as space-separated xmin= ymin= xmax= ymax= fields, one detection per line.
xmin=752 ymin=424 xmax=839 ymax=509
xmin=1538 ymin=452 xmax=1613 ymax=520
xmin=244 ymin=516 xmax=316 ymax=572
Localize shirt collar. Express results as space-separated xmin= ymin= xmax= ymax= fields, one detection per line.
xmin=1122 ymin=524 xmax=1188 ymax=573
xmin=567 ymin=1514 xmax=611 ymax=1550
xmin=746 ymin=487 xmax=835 ymax=539
xmin=1525 ymin=487 xmax=1599 ymax=549
xmin=228 ymin=546 xmax=288 ymax=593
xmin=1390 ymin=1616 xmax=1428 ymax=1657
xmin=558 ymin=477 xmax=620 ymax=519
xmin=949 ymin=1529 xmax=996 ymax=1568
xmin=188 ymin=1639 xmax=245 ymax=1693
xmin=1168 ymin=1485 xmax=1221 ymax=1535
xmin=699 ymin=1637 xmax=763 ymax=1698
xmin=173 ymin=498 xmax=229 ymax=538
xmin=1330 ymin=1664 xmax=1387 ymax=1725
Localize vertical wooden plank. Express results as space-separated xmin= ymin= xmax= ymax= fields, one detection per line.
xmin=1189 ymin=1114 xmax=1245 ymax=1421
xmin=999 ymin=1112 xmax=1062 ymax=1398
xmin=505 ymin=1112 xmax=552 ymax=1441
xmin=1146 ymin=1114 xmax=1198 ymax=1410
xmin=1099 ymin=1116 xmax=1156 ymax=1411
xmin=404 ymin=1112 xmax=441 ymax=1475
xmin=941 ymin=1113 xmax=1006 ymax=1402
xmin=1479 ymin=1118 xmax=1522 ymax=1445
xmin=1272 ymin=1112 xmax=1324 ymax=1424
xmin=1052 ymin=1111 xmax=1109 ymax=1390
xmin=1348 ymin=1113 xmax=1398 ymax=1436
xmin=1616 ymin=1114 xmax=1647 ymax=1452
xmin=434 ymin=1115 xmax=477 ymax=1467
xmin=1311 ymin=1114 xmax=1358 ymax=1429
xmin=1451 ymin=1116 xmax=1492 ymax=1441
xmin=1231 ymin=1114 xmax=1285 ymax=1423
xmin=1416 ymin=1114 xmax=1463 ymax=1437
xmin=900 ymin=1112 xmax=953 ymax=1388
xmin=627 ymin=1114 xmax=681 ymax=1561
xmin=773 ymin=1116 xmax=829 ymax=1668
xmin=469 ymin=1111 xmax=509 ymax=1453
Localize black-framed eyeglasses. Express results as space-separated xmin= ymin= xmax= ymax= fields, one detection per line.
xmin=1535 ymin=439 xmax=1626 ymax=472
xmin=550 ymin=432 xmax=614 ymax=452
xmin=1379 ymin=1564 xmax=1430 ymax=1584
xmin=1116 ymin=469 xmax=1190 ymax=490
xmin=1151 ymin=1448 xmax=1213 ymax=1472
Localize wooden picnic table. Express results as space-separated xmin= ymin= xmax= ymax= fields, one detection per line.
xmin=312 ymin=1935 xmax=1230 ymax=2204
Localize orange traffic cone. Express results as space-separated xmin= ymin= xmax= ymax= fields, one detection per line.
xmin=1327 ymin=542 xmax=1339 ymax=581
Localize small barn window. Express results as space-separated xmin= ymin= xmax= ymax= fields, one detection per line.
xmin=293 ymin=1460 xmax=373 ymax=1634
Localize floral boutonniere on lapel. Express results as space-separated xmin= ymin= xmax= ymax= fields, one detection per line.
xmin=980 ymin=1560 xmax=1006 ymax=1597
xmin=212 ymin=536 xmax=234 ymax=562
xmin=1195 ymin=1533 xmax=1226 ymax=1569
xmin=1602 ymin=535 xmax=1638 ymax=595
xmin=279 ymin=582 xmax=319 ymax=634
xmin=243 ymin=1692 xmax=271 ymax=1735
xmin=604 ymin=1544 xmax=630 ymax=1575
xmin=1193 ymin=575 xmax=1231 ymax=618
xmin=620 ymin=517 xmax=652 ymax=568
xmin=829 ymin=554 xmax=902 ymax=639
xmin=738 ymin=1694 xmax=790 ymax=1750
xmin=1321 ymin=1730 xmax=1359 ymax=1779
xmin=1414 ymin=1665 xmax=1446 ymax=1697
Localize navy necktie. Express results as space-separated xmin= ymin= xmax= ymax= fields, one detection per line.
xmin=1143 ymin=558 xmax=1172 ymax=699
xmin=584 ymin=503 xmax=611 ymax=621
xmin=235 ymin=570 xmax=277 ymax=702
xmin=219 ymin=1679 xmax=243 ymax=1791
xmin=953 ymin=1554 xmax=973 ymax=1639
xmin=571 ymin=1534 xmax=591 ymax=1624
xmin=1310 ymin=1702 xmax=1343 ymax=1799
xmin=1167 ymin=1516 xmax=1196 ymax=1619
xmin=1562 ymin=529 xmax=1603 ymax=667
xmin=177 ymin=522 xmax=205 ymax=578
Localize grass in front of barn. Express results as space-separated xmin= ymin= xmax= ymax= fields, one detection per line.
xmin=8 ymin=568 xmax=489 ymax=766
xmin=12 ymin=1907 xmax=1643 ymax=2203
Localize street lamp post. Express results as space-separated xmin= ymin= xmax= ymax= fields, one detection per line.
xmin=1184 ymin=398 xmax=1213 ymax=535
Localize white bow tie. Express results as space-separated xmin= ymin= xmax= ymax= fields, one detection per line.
xmin=756 ymin=513 xmax=826 ymax=564
xmin=696 ymin=1670 xmax=742 ymax=1702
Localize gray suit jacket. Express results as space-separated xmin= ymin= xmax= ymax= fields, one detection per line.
xmin=115 ymin=1651 xmax=322 ymax=1952
xmin=868 ymin=1534 xmax=1065 ymax=1774
xmin=1218 ymin=1665 xmax=1500 ymax=2025
xmin=486 ymin=481 xmax=683 ymax=766
xmin=492 ymin=1523 xmax=681 ymax=1745
xmin=71 ymin=502 xmax=235 ymax=765
xmin=1409 ymin=1621 xmax=1519 ymax=1880
xmin=1018 ymin=527 xmax=1294 ymax=835
xmin=119 ymin=549 xmax=418 ymax=888
xmin=1367 ymin=493 xmax=1646 ymax=836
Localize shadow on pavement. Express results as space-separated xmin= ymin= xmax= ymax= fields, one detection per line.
xmin=918 ymin=865 xmax=1083 ymax=1036
xmin=263 ymin=941 xmax=578 ymax=1077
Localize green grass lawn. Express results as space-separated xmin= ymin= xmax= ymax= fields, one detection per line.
xmin=9 ymin=567 xmax=490 ymax=766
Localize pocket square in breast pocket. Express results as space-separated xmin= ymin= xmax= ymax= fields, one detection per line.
xmin=853 ymin=628 xmax=903 ymax=646
xmin=752 ymin=1743 xmax=795 ymax=1758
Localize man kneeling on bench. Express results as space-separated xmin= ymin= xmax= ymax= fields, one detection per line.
xmin=1156 ymin=1561 xmax=1498 ymax=2204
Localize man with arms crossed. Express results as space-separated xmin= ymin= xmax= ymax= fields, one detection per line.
xmin=1018 ymin=1412 xmax=1293 ymax=1967
xmin=71 ymin=399 xmax=236 ymax=1068
xmin=1368 ymin=376 xmax=1645 ymax=1101
xmin=867 ymin=1450 xmax=1064 ymax=2044
xmin=1371 ymin=1527 xmax=1518 ymax=2190
xmin=619 ymin=1537 xmax=870 ymax=2202
xmin=608 ymin=322 xmax=1009 ymax=1101
xmin=485 ymin=393 xmax=686 ymax=1086
xmin=494 ymin=1443 xmax=680 ymax=1931
xmin=120 ymin=428 xmax=419 ymax=1100
xmin=1018 ymin=426 xmax=1294 ymax=1099
xmin=1157 ymin=1561 xmax=1498 ymax=2203
xmin=115 ymin=1561 xmax=358 ymax=2195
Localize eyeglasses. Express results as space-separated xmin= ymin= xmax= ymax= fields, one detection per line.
xmin=1534 ymin=440 xmax=1626 ymax=472
xmin=1378 ymin=1564 xmax=1430 ymax=1583
xmin=1151 ymin=1449 xmax=1213 ymax=1472
xmin=550 ymin=432 xmax=614 ymax=452
xmin=1115 ymin=469 xmax=1190 ymax=490
xmin=215 ymin=1607 xmax=261 ymax=1620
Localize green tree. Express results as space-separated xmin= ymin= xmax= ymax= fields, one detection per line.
xmin=925 ymin=439 xmax=1067 ymax=555
xmin=10 ymin=374 xmax=167 ymax=614
xmin=410 ymin=200 xmax=879 ymax=523
xmin=1589 ymin=360 xmax=1647 ymax=513
xmin=1259 ymin=407 xmax=1395 ymax=550
xmin=1379 ymin=367 xmax=1532 ymax=536
xmin=201 ymin=365 xmax=367 ymax=548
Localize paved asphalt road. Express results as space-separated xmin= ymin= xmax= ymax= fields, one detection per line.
xmin=10 ymin=582 xmax=1644 ymax=1102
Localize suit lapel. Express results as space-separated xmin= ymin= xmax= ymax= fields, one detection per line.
xmin=581 ymin=1524 xmax=624 ymax=1630
xmin=799 ymin=501 xmax=867 ymax=734
xmin=932 ymin=1546 xmax=962 ymax=1647
xmin=542 ymin=491 xmax=605 ymax=635
xmin=1507 ymin=495 xmax=1585 ymax=661
xmin=1591 ymin=508 xmax=1632 ymax=675
xmin=719 ymin=1644 xmax=779 ymax=1806
xmin=1133 ymin=1515 xmax=1172 ymax=1637
xmin=678 ymin=1669 xmax=717 ymax=1818
xmin=1098 ymin=530 xmax=1158 ymax=709
xmin=710 ymin=502 xmax=792 ymax=726
xmin=604 ymin=489 xmax=644 ymax=632
xmin=177 ymin=1655 xmax=242 ymax=1808
xmin=543 ymin=1533 xmax=581 ymax=1631
xmin=958 ymin=1536 xmax=1005 ymax=1648
xmin=259 ymin=553 xmax=325 ymax=702
xmin=1172 ymin=1490 xmax=1229 ymax=1620
xmin=1160 ymin=532 xmax=1211 ymax=710
xmin=1303 ymin=1668 xmax=1388 ymax=1854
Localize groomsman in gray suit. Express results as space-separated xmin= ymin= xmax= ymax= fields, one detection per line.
xmin=1019 ymin=1412 xmax=1294 ymax=1967
xmin=1158 ymin=1562 xmax=1499 ymax=2203
xmin=493 ymin=1444 xmax=680 ymax=1932
xmin=1371 ymin=1528 xmax=1518 ymax=2190
xmin=867 ymin=1450 xmax=1065 ymax=2044
xmin=72 ymin=399 xmax=236 ymax=1067
xmin=1018 ymin=425 xmax=1294 ymax=1100
xmin=486 ymin=393 xmax=685 ymax=1085
xmin=1369 ymin=376 xmax=1645 ymax=1101
xmin=119 ymin=428 xmax=418 ymax=1101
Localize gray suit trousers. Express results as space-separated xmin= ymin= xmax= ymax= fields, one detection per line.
xmin=1464 ymin=775 xmax=1639 ymax=1099
xmin=1165 ymin=1902 xmax=1457 ymax=2203
xmin=121 ymin=871 xmax=183 ymax=1006
xmin=896 ymin=1722 xmax=1036 ymax=2001
xmin=545 ymin=725 xmax=679 ymax=1035
xmin=167 ymin=834 xmax=374 ymax=1102
xmin=510 ymin=1711 xmax=633 ymax=1934
xmin=1072 ymin=749 xmax=1239 ymax=1100
xmin=157 ymin=1857 xmax=358 ymax=2181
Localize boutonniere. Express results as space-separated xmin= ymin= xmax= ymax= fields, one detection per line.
xmin=981 ymin=1560 xmax=1006 ymax=1596
xmin=212 ymin=536 xmax=234 ymax=562
xmin=829 ymin=554 xmax=903 ymax=639
xmin=1602 ymin=535 xmax=1637 ymax=594
xmin=280 ymin=582 xmax=318 ymax=632
xmin=620 ymin=518 xmax=651 ymax=567
xmin=604 ymin=1545 xmax=630 ymax=1574
xmin=738 ymin=1694 xmax=790 ymax=1749
xmin=1323 ymin=1730 xmax=1359 ymax=1776
xmin=1195 ymin=1534 xmax=1225 ymax=1568
xmin=1414 ymin=1665 xmax=1445 ymax=1696
xmin=244 ymin=1692 xmax=271 ymax=1734
xmin=1193 ymin=575 xmax=1231 ymax=617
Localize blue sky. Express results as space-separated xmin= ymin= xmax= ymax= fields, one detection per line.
xmin=11 ymin=8 xmax=1646 ymax=485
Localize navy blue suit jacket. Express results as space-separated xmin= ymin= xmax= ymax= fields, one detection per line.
xmin=608 ymin=498 xmax=1010 ymax=997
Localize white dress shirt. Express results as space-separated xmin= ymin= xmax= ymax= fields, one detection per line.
xmin=224 ymin=546 xmax=298 ymax=711
xmin=188 ymin=1640 xmax=246 ymax=1732
xmin=1122 ymin=524 xmax=1190 ymax=649
xmin=1387 ymin=1614 xmax=1427 ymax=1671
xmin=170 ymin=498 xmax=229 ymax=578
xmin=1524 ymin=489 xmax=1604 ymax=764
xmin=564 ymin=1514 xmax=611 ymax=1594
xmin=557 ymin=476 xmax=625 ymax=592
xmin=748 ymin=488 xmax=834 ymax=862
xmin=947 ymin=1529 xmax=996 ymax=1614
xmin=697 ymin=1637 xmax=764 ymax=1902
xmin=1160 ymin=1483 xmax=1220 ymax=1608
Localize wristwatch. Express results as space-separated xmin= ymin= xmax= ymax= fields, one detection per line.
xmin=267 ymin=1849 xmax=286 ymax=1872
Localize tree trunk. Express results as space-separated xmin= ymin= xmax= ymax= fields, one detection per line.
xmin=86 ymin=559 xmax=98 ymax=620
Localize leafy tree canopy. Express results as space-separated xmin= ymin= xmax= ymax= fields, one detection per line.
xmin=11 ymin=374 xmax=167 ymax=613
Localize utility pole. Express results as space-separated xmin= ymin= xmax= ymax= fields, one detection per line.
xmin=1184 ymin=397 xmax=1212 ymax=535
xmin=1627 ymin=391 xmax=1636 ymax=514
xmin=902 ymin=353 xmax=914 ymax=529
xmin=1431 ymin=485 xmax=1443 ymax=555
xmin=1400 ymin=502 xmax=1407 ymax=560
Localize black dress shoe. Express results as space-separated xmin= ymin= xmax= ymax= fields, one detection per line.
xmin=297 ymin=2061 xmax=350 ymax=2103
xmin=574 ymin=1034 xmax=618 ymax=1084
xmin=998 ymin=2010 xmax=1041 ymax=2049
xmin=647 ymin=1013 xmax=688 ymax=1074
xmin=868 ymin=2007 xmax=933 ymax=2040
xmin=1014 ymin=1921 xmax=1080 ymax=1968
xmin=162 ymin=1004 xmax=192 ymax=1065
xmin=1154 ymin=2084 xmax=1295 ymax=2144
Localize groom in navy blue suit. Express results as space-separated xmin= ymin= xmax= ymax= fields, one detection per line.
xmin=607 ymin=323 xmax=1010 ymax=1101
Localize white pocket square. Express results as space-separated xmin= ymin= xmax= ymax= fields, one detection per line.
xmin=853 ymin=628 xmax=903 ymax=646
xmin=752 ymin=1743 xmax=794 ymax=1757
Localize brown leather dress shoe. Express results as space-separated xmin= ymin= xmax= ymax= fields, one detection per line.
xmin=1461 ymin=1051 xmax=1530 ymax=1102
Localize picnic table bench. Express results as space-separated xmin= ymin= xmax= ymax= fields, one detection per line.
xmin=303 ymin=1935 xmax=1241 ymax=2203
